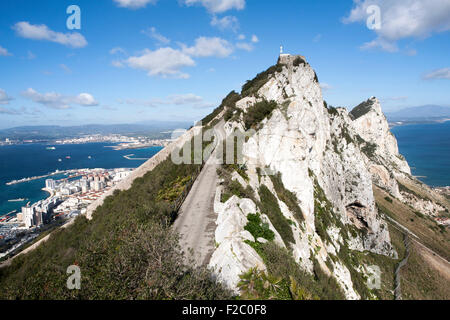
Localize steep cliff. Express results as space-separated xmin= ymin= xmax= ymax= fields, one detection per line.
xmin=205 ymin=54 xmax=449 ymax=299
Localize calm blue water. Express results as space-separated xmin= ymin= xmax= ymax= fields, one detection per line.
xmin=391 ymin=121 xmax=450 ymax=187
xmin=0 ymin=143 xmax=163 ymax=216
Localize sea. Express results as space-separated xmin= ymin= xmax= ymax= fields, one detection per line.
xmin=391 ymin=121 xmax=450 ymax=187
xmin=1 ymin=122 xmax=449 ymax=217
xmin=0 ymin=143 xmax=163 ymax=217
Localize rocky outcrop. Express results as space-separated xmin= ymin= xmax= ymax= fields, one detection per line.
xmin=206 ymin=54 xmax=405 ymax=298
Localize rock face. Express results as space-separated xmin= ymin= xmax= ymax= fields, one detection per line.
xmin=206 ymin=54 xmax=417 ymax=299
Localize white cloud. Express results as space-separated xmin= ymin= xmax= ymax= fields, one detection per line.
xmin=211 ymin=15 xmax=239 ymax=31
xmin=113 ymin=0 xmax=157 ymax=9
xmin=0 ymin=89 xmax=13 ymax=105
xmin=360 ymin=37 xmax=398 ymax=52
xmin=21 ymin=88 xmax=99 ymax=109
xmin=122 ymin=37 xmax=233 ymax=78
xmin=141 ymin=27 xmax=171 ymax=44
xmin=181 ymin=37 xmax=233 ymax=57
xmin=60 ymin=64 xmax=72 ymax=74
xmin=110 ymin=47 xmax=127 ymax=55
xmin=313 ymin=34 xmax=322 ymax=42
xmin=343 ymin=0 xmax=450 ymax=52
xmin=236 ymin=42 xmax=253 ymax=51
xmin=237 ymin=34 xmax=245 ymax=40
xmin=251 ymin=35 xmax=259 ymax=43
xmin=13 ymin=21 xmax=87 ymax=48
xmin=423 ymin=68 xmax=450 ymax=80
xmin=126 ymin=48 xmax=195 ymax=78
xmin=184 ymin=0 xmax=245 ymax=13
xmin=0 ymin=45 xmax=12 ymax=56
xmin=320 ymin=83 xmax=333 ymax=92
xmin=111 ymin=60 xmax=125 ymax=68
xmin=120 ymin=93 xmax=211 ymax=108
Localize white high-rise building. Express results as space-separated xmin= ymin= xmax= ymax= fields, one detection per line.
xmin=45 ymin=179 xmax=56 ymax=190
xmin=22 ymin=206 xmax=35 ymax=228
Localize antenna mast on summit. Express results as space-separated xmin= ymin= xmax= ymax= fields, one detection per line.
xmin=280 ymin=45 xmax=283 ymax=54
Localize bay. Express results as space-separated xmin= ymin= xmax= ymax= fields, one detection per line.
xmin=0 ymin=143 xmax=163 ymax=216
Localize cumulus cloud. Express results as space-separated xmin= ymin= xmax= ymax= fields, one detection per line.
xmin=184 ymin=0 xmax=245 ymax=13
xmin=13 ymin=21 xmax=87 ymax=48
xmin=0 ymin=45 xmax=12 ymax=56
xmin=236 ymin=42 xmax=253 ymax=51
xmin=343 ymin=0 xmax=450 ymax=52
xmin=21 ymin=88 xmax=99 ymax=109
xmin=113 ymin=0 xmax=157 ymax=9
xmin=141 ymin=27 xmax=171 ymax=44
xmin=126 ymin=48 xmax=195 ymax=79
xmin=211 ymin=15 xmax=239 ymax=31
xmin=251 ymin=35 xmax=259 ymax=43
xmin=423 ymin=68 xmax=450 ymax=80
xmin=181 ymin=37 xmax=233 ymax=57
xmin=0 ymin=89 xmax=13 ymax=105
xmin=122 ymin=37 xmax=233 ymax=78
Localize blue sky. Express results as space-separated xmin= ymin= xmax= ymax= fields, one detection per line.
xmin=0 ymin=0 xmax=449 ymax=129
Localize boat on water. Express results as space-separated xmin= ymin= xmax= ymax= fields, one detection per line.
xmin=58 ymin=158 xmax=62 ymax=162
xmin=66 ymin=156 xmax=71 ymax=159
xmin=8 ymin=198 xmax=26 ymax=202
xmin=46 ymin=146 xmax=56 ymax=150
xmin=88 ymin=156 xmax=92 ymax=159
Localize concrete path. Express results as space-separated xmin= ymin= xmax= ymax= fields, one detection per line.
xmin=173 ymin=121 xmax=225 ymax=267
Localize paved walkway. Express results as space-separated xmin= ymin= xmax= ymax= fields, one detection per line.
xmin=173 ymin=121 xmax=225 ymax=267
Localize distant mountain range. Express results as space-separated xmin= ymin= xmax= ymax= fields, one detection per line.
xmin=385 ymin=105 xmax=450 ymax=123
xmin=0 ymin=120 xmax=192 ymax=141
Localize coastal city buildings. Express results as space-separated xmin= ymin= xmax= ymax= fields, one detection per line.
xmin=0 ymin=168 xmax=134 ymax=258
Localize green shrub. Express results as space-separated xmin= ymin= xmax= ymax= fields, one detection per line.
xmin=245 ymin=214 xmax=275 ymax=241
xmin=350 ymin=98 xmax=374 ymax=120
xmin=361 ymin=142 xmax=377 ymax=159
xmin=241 ymin=64 xmax=284 ymax=98
xmin=244 ymin=100 xmax=278 ymax=130
xmin=293 ymin=56 xmax=306 ymax=67
xmin=258 ymin=185 xmax=294 ymax=246
xmin=270 ymin=173 xmax=304 ymax=223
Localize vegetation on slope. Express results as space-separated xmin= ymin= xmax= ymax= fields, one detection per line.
xmin=241 ymin=64 xmax=284 ymax=98
xmin=349 ymin=98 xmax=375 ymax=120
xmin=270 ymin=173 xmax=305 ymax=224
xmin=0 ymin=137 xmax=231 ymax=300
xmin=258 ymin=185 xmax=295 ymax=246
xmin=243 ymin=100 xmax=278 ymax=130
xmin=202 ymin=90 xmax=241 ymax=125
xmin=239 ymin=242 xmax=345 ymax=300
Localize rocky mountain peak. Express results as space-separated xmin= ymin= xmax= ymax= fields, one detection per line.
xmin=208 ymin=54 xmax=410 ymax=299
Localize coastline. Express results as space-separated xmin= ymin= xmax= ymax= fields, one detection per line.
xmin=389 ymin=118 xmax=450 ymax=128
